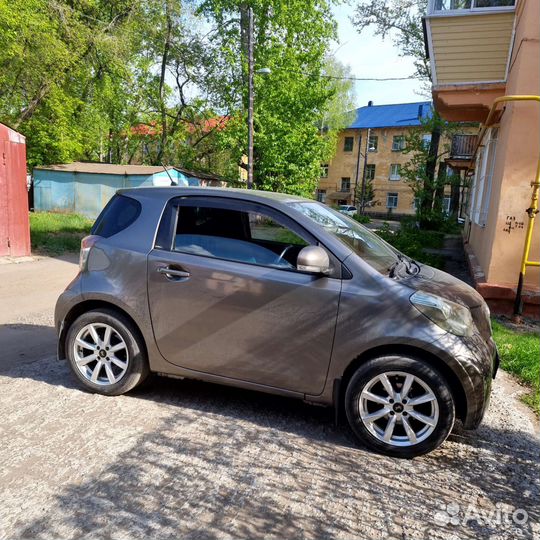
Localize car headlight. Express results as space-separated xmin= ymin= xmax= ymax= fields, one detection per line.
xmin=410 ymin=291 xmax=474 ymax=337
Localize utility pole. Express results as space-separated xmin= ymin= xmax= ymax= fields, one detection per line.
xmin=359 ymin=128 xmax=371 ymax=214
xmin=353 ymin=133 xmax=362 ymax=207
xmin=247 ymin=6 xmax=254 ymax=189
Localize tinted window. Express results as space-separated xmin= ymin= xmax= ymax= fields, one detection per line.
xmin=92 ymin=194 xmax=141 ymax=238
xmin=173 ymin=204 xmax=309 ymax=269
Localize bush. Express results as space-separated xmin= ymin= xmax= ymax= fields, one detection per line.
xmin=353 ymin=214 xmax=371 ymax=224
xmin=375 ymin=223 xmax=445 ymax=268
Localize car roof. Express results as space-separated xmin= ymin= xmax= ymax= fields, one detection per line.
xmin=117 ymin=186 xmax=310 ymax=205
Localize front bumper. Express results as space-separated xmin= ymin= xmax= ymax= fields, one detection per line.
xmin=431 ymin=330 xmax=498 ymax=430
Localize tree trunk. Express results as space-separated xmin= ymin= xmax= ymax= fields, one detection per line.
xmin=421 ymin=120 xmax=441 ymax=228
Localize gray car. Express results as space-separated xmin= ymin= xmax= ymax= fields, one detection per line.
xmin=55 ymin=187 xmax=498 ymax=458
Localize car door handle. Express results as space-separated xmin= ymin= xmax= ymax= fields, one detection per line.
xmin=157 ymin=266 xmax=191 ymax=279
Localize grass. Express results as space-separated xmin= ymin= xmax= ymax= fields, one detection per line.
xmin=492 ymin=319 xmax=540 ymax=413
xmin=375 ymin=222 xmax=446 ymax=268
xmin=30 ymin=212 xmax=94 ymax=254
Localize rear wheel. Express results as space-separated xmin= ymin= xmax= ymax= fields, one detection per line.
xmin=345 ymin=356 xmax=455 ymax=458
xmin=66 ymin=309 xmax=149 ymax=396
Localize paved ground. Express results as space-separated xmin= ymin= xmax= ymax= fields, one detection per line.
xmin=0 ymin=256 xmax=539 ymax=540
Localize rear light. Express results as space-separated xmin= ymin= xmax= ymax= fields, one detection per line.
xmin=79 ymin=235 xmax=100 ymax=271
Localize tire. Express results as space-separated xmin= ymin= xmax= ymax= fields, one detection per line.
xmin=65 ymin=309 xmax=149 ymax=396
xmin=345 ymin=356 xmax=455 ymax=458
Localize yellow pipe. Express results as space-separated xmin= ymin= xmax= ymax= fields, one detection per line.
xmin=468 ymin=95 xmax=540 ymax=316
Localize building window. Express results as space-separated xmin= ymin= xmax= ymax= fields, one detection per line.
xmin=368 ymin=135 xmax=378 ymax=152
xmin=365 ymin=164 xmax=376 ymax=181
xmin=389 ymin=164 xmax=401 ymax=180
xmin=469 ymin=127 xmax=498 ymax=227
xmin=340 ymin=177 xmax=351 ymax=192
xmin=422 ymin=134 xmax=432 ymax=150
xmin=392 ymin=135 xmax=405 ymax=152
xmin=443 ymin=197 xmax=452 ymax=215
xmin=433 ymin=1 xmax=515 ymax=13
xmin=343 ymin=136 xmax=354 ymax=152
xmin=316 ymin=189 xmax=326 ymax=203
xmin=413 ymin=197 xmax=420 ymax=210
xmin=387 ymin=193 xmax=399 ymax=209
xmin=321 ymin=164 xmax=329 ymax=178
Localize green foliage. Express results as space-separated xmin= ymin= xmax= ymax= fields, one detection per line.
xmin=1 ymin=0 xmax=353 ymax=191
xmin=353 ymin=214 xmax=371 ymax=224
xmin=492 ymin=319 xmax=540 ymax=413
xmin=30 ymin=212 xmax=93 ymax=253
xmin=375 ymin=221 xmax=445 ymax=268
xmin=400 ymin=112 xmax=464 ymax=229
xmin=198 ymin=0 xmax=354 ymax=196
xmin=0 ymin=0 xmax=142 ymax=167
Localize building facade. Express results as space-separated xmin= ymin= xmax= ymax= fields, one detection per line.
xmin=424 ymin=0 xmax=539 ymax=317
xmin=317 ymin=101 xmax=474 ymax=218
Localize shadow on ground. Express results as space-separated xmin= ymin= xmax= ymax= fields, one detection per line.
xmin=1 ymin=324 xmax=539 ymax=539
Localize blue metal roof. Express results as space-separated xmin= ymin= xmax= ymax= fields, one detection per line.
xmin=348 ymin=101 xmax=432 ymax=129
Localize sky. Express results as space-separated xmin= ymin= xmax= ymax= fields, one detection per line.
xmin=331 ymin=4 xmax=427 ymax=108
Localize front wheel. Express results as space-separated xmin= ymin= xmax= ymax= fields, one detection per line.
xmin=65 ymin=309 xmax=149 ymax=396
xmin=345 ymin=356 xmax=455 ymax=458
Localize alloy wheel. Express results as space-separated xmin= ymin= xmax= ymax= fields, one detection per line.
xmin=358 ymin=371 xmax=439 ymax=447
xmin=73 ymin=323 xmax=129 ymax=386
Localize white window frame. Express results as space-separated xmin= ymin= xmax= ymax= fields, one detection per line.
xmin=428 ymin=0 xmax=516 ymax=16
xmin=320 ymin=164 xmax=329 ymax=178
xmin=386 ymin=192 xmax=399 ymax=209
xmin=392 ymin=136 xmax=405 ymax=152
xmin=469 ymin=127 xmax=498 ymax=227
xmin=316 ymin=189 xmax=326 ymax=203
xmin=389 ymin=164 xmax=401 ymax=181
xmin=368 ymin=135 xmax=378 ymax=152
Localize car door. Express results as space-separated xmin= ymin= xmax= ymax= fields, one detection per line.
xmin=147 ymin=196 xmax=342 ymax=395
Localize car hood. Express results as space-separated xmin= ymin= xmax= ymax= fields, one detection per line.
xmin=402 ymin=264 xmax=484 ymax=308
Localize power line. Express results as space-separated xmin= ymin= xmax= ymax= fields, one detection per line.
xmin=320 ymin=74 xmax=421 ymax=82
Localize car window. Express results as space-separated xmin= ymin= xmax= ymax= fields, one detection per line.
xmin=289 ymin=201 xmax=399 ymax=274
xmin=172 ymin=203 xmax=310 ymax=269
xmin=91 ymin=194 xmax=141 ymax=238
xmin=249 ymin=213 xmax=308 ymax=246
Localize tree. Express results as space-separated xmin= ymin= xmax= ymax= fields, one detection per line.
xmin=400 ymin=113 xmax=462 ymax=228
xmin=198 ymin=0 xmax=354 ymax=196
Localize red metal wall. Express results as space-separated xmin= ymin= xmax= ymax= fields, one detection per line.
xmin=0 ymin=123 xmax=30 ymax=257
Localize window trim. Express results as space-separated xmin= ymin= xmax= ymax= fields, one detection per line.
xmin=154 ymin=195 xmax=341 ymax=277
xmin=391 ymin=135 xmax=405 ymax=152
xmin=368 ymin=134 xmax=378 ymax=152
xmin=427 ymin=0 xmax=516 ymax=16
xmin=365 ymin=164 xmax=376 ymax=181
xmin=389 ymin=163 xmax=401 ymax=181
xmin=386 ymin=192 xmax=399 ymax=209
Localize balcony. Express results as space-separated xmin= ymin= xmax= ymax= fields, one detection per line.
xmin=450 ymin=134 xmax=478 ymax=159
xmin=424 ymin=0 xmax=516 ymax=121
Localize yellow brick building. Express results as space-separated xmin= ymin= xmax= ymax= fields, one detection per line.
xmin=317 ymin=101 xmax=474 ymax=217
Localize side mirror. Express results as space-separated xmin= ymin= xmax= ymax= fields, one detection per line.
xmin=297 ymin=245 xmax=330 ymax=275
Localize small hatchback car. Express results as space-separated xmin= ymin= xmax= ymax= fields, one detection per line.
xmin=55 ymin=188 xmax=498 ymax=457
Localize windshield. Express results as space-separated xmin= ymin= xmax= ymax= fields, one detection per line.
xmin=289 ymin=202 xmax=400 ymax=273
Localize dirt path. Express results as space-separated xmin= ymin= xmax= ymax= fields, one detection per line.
xmin=0 ymin=256 xmax=538 ymax=540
